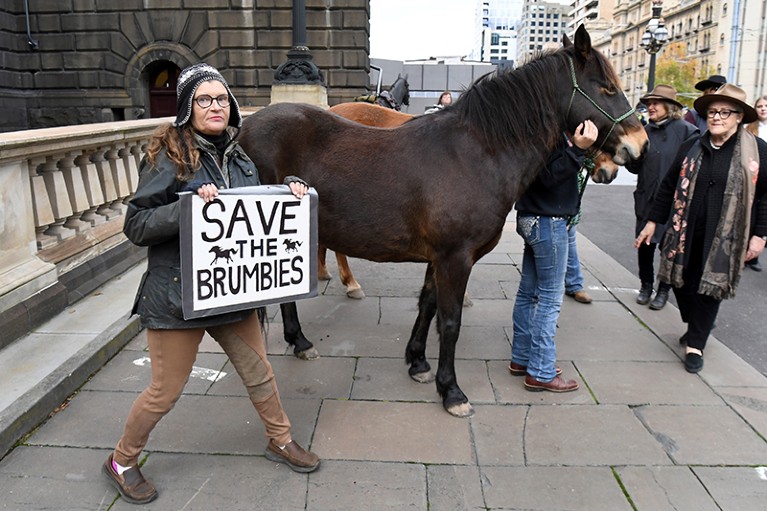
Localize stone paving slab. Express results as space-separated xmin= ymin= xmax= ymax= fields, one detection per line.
xmin=716 ymin=386 xmax=767 ymax=437
xmin=616 ymin=466 xmax=721 ymax=511
xmin=469 ymin=404 xmax=527 ymax=466
xmin=555 ymin=327 xmax=679 ymax=362
xmin=700 ymin=341 xmax=767 ymax=387
xmin=525 ymin=405 xmax=672 ymax=466
xmin=635 ymin=405 xmax=767 ymax=465
xmin=307 ymin=460 xmax=426 ymax=511
xmin=692 ymin=466 xmax=767 ymax=510
xmin=313 ymin=400 xmax=473 ymax=464
xmin=480 ymin=466 xmax=634 ymax=510
xmin=578 ymin=360 xmax=725 ymax=405
xmin=426 ymin=465 xmax=485 ymax=511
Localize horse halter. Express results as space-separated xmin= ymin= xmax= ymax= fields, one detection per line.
xmin=565 ymin=56 xmax=635 ymax=155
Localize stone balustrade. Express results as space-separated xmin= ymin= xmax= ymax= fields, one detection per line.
xmin=0 ymin=118 xmax=169 ymax=345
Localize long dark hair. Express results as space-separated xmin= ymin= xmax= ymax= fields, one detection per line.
xmin=455 ymin=47 xmax=620 ymax=158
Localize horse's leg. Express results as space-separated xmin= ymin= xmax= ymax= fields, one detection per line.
xmin=280 ymin=302 xmax=319 ymax=360
xmin=318 ymin=244 xmax=332 ymax=281
xmin=433 ymin=258 xmax=474 ymax=418
xmin=405 ymin=264 xmax=438 ymax=384
xmin=336 ymin=253 xmax=364 ymax=299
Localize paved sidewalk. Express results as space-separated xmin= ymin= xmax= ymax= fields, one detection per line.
xmin=1 ymin=218 xmax=767 ymax=510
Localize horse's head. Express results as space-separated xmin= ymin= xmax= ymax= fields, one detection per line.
xmin=563 ymin=26 xmax=648 ymax=183
xmin=391 ymin=74 xmax=410 ymax=106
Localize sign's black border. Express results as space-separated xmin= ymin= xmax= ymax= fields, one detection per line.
xmin=179 ymin=186 xmax=318 ymax=319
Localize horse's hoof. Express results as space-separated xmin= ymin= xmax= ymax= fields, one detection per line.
xmin=346 ymin=288 xmax=365 ymax=300
xmin=295 ymin=347 xmax=320 ymax=360
xmin=446 ymin=401 xmax=474 ymax=418
xmin=318 ymin=272 xmax=332 ymax=281
xmin=409 ymin=370 xmax=435 ymax=384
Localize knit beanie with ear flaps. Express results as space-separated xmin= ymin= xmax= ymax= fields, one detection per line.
xmin=173 ymin=63 xmax=242 ymax=129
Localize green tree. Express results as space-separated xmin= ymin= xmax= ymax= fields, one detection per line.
xmin=654 ymin=42 xmax=712 ymax=108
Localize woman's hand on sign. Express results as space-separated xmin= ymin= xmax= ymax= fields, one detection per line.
xmin=288 ymin=181 xmax=309 ymax=199
xmin=197 ymin=183 xmax=219 ymax=203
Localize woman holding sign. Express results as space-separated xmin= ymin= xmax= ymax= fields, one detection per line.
xmin=103 ymin=63 xmax=318 ymax=505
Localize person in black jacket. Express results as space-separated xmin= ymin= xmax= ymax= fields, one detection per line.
xmin=627 ymin=85 xmax=699 ymax=310
xmin=636 ymin=84 xmax=767 ymax=374
xmin=509 ymin=120 xmax=597 ymax=393
xmin=102 ymin=64 xmax=319 ymax=505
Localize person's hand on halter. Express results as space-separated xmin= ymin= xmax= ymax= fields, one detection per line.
xmin=572 ymin=120 xmax=598 ymax=150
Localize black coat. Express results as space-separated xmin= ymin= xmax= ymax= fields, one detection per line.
xmin=626 ymin=117 xmax=699 ymax=241
xmin=125 ymin=133 xmax=262 ymax=330
xmin=648 ymin=132 xmax=767 ymax=272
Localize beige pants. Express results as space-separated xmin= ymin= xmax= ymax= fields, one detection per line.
xmin=113 ymin=312 xmax=291 ymax=466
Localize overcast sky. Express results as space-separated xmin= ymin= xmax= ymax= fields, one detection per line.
xmin=369 ymin=0 xmax=477 ymax=61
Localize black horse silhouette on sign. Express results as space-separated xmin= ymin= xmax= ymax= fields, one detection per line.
xmin=209 ymin=246 xmax=235 ymax=264
xmin=283 ymin=239 xmax=302 ymax=253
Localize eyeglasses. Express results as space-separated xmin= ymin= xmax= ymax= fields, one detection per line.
xmin=194 ymin=94 xmax=230 ymax=108
xmin=706 ymin=109 xmax=740 ymax=119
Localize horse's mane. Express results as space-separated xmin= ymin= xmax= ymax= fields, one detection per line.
xmin=454 ymin=47 xmax=619 ymax=158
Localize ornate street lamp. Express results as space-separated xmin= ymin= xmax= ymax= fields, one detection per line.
xmin=639 ymin=0 xmax=669 ymax=91
xmin=274 ymin=0 xmax=325 ymax=85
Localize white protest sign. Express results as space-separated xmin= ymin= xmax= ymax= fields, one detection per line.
xmin=179 ymin=186 xmax=318 ymax=319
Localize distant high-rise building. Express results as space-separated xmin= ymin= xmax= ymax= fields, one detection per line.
xmin=477 ymin=0 xmax=525 ymax=66
xmin=516 ymin=0 xmax=572 ymax=64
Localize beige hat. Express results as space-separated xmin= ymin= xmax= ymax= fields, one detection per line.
xmin=640 ymin=84 xmax=682 ymax=109
xmin=694 ymin=83 xmax=757 ymax=123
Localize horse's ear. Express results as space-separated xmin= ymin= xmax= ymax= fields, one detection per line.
xmin=562 ymin=33 xmax=572 ymax=48
xmin=573 ymin=25 xmax=592 ymax=60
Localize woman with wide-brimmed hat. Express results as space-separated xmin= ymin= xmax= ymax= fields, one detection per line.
xmin=626 ymin=84 xmax=699 ymax=311
xmin=636 ymin=84 xmax=767 ymax=373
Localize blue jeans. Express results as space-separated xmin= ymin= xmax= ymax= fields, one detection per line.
xmin=565 ymin=225 xmax=584 ymax=295
xmin=512 ymin=215 xmax=569 ymax=382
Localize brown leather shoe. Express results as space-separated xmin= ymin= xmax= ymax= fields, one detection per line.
xmin=102 ymin=454 xmax=158 ymax=504
xmin=524 ymin=375 xmax=579 ymax=393
xmin=508 ymin=362 xmax=562 ymax=376
xmin=265 ymin=439 xmax=320 ymax=473
xmin=571 ymin=290 xmax=592 ymax=304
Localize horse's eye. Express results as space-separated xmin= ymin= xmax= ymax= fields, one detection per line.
xmin=600 ymin=84 xmax=617 ymax=96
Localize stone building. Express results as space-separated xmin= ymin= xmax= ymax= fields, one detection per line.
xmin=0 ymin=0 xmax=371 ymax=133
xmin=591 ymin=0 xmax=766 ymax=107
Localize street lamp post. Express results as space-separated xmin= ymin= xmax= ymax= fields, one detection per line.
xmin=274 ymin=0 xmax=325 ymax=85
xmin=639 ymin=0 xmax=669 ymax=92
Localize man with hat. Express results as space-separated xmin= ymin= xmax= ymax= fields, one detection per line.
xmin=626 ymin=84 xmax=699 ymax=310
xmin=636 ymin=83 xmax=767 ymax=373
xmin=684 ymin=74 xmax=727 ymax=131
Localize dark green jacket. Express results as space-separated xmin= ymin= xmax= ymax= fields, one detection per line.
xmin=125 ymin=134 xmax=261 ymax=329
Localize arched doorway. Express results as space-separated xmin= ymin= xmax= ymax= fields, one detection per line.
xmin=147 ymin=61 xmax=180 ymax=118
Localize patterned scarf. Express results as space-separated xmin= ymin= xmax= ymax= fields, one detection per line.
xmin=658 ymin=129 xmax=759 ymax=299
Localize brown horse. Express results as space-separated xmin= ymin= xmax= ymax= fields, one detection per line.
xmin=241 ymin=27 xmax=648 ymax=417
xmin=322 ymin=103 xmax=415 ymax=299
